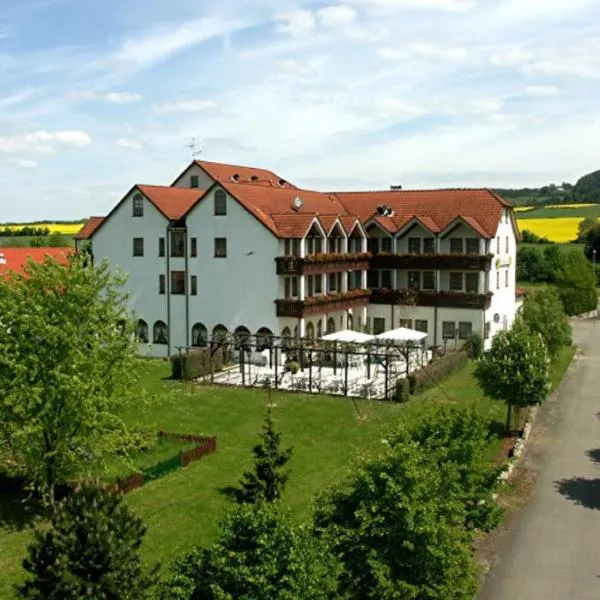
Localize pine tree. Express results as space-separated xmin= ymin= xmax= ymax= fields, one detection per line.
xmin=18 ymin=484 xmax=158 ymax=600
xmin=235 ymin=410 xmax=293 ymax=503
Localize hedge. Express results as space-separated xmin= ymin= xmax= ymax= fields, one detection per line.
xmin=408 ymin=351 xmax=469 ymax=396
xmin=557 ymin=286 xmax=598 ymax=316
xmin=394 ymin=378 xmax=410 ymax=403
xmin=170 ymin=347 xmax=225 ymax=380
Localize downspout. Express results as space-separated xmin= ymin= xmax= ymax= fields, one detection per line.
xmin=166 ymin=224 xmax=171 ymax=357
xmin=433 ymin=234 xmax=439 ymax=348
xmin=185 ymin=226 xmax=189 ymax=349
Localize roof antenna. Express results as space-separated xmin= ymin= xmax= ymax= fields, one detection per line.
xmin=185 ymin=137 xmax=203 ymax=159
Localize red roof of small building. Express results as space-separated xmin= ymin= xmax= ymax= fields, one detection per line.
xmin=195 ymin=160 xmax=297 ymax=189
xmin=516 ymin=287 xmax=527 ymax=297
xmin=74 ymin=216 xmax=105 ymax=240
xmin=0 ymin=247 xmax=73 ymax=277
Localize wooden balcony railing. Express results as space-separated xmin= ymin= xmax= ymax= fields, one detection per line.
xmin=275 ymin=252 xmax=371 ymax=275
xmin=370 ymin=289 xmax=493 ymax=310
xmin=275 ymin=289 xmax=371 ymax=318
xmin=370 ymin=253 xmax=493 ymax=271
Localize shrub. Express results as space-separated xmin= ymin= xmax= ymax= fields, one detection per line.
xmin=557 ymin=286 xmax=598 ymax=316
xmin=170 ymin=347 xmax=224 ymax=380
xmin=394 ymin=377 xmax=410 ymax=402
xmin=465 ymin=333 xmax=484 ymax=359
xmin=285 ymin=361 xmax=300 ymax=374
xmin=408 ymin=351 xmax=468 ymax=395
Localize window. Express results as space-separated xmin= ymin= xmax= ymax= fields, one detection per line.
xmin=327 ymin=317 xmax=336 ymax=334
xmin=159 ymin=274 xmax=165 ymax=295
xmin=133 ymin=237 xmax=144 ymax=257
xmin=505 ymin=236 xmax=509 ymax=253
xmin=367 ymin=238 xmax=379 ymax=254
xmin=466 ymin=238 xmax=479 ymax=254
xmin=159 ymin=237 xmax=165 ymax=257
xmin=367 ymin=270 xmax=378 ymax=288
xmin=484 ymin=322 xmax=491 ymax=339
xmin=214 ymin=190 xmax=227 ymax=215
xmin=306 ymin=322 xmax=315 ymax=339
xmin=381 ymin=237 xmax=392 ymax=253
xmin=381 ymin=270 xmax=392 ymax=289
xmin=328 ymin=273 xmax=338 ymax=292
xmin=191 ymin=323 xmax=207 ymax=347
xmin=496 ymin=236 xmax=500 ymax=254
xmin=442 ymin=321 xmax=456 ymax=339
xmin=408 ymin=237 xmax=421 ymax=254
xmin=348 ymin=271 xmax=361 ymax=290
xmin=284 ymin=277 xmax=299 ymax=298
xmin=408 ymin=271 xmax=420 ymax=289
xmin=234 ymin=326 xmax=251 ymax=350
xmin=284 ymin=239 xmax=300 ymax=256
xmin=190 ymin=175 xmax=199 ymax=188
xmin=191 ymin=275 xmax=197 ymax=295
xmin=292 ymin=277 xmax=299 ymax=297
xmin=496 ymin=271 xmax=500 ymax=290
xmin=307 ymin=275 xmax=314 ymax=297
xmin=415 ymin=319 xmax=428 ymax=333
xmin=170 ymin=230 xmax=185 ymax=257
xmin=459 ymin=321 xmax=472 ymax=339
xmin=466 ymin=273 xmax=479 ymax=293
xmin=315 ymin=274 xmax=323 ymax=294
xmin=423 ymin=238 xmax=435 ymax=254
xmin=505 ymin=269 xmax=509 ymax=288
xmin=449 ymin=272 xmax=463 ymax=291
xmin=136 ymin=319 xmax=148 ymax=343
xmin=190 ymin=238 xmax=197 ymax=257
xmin=450 ymin=238 xmax=463 ymax=254
xmin=329 ymin=237 xmax=342 ymax=254
xmin=373 ymin=317 xmax=386 ymax=335
xmin=153 ymin=321 xmax=168 ymax=345
xmin=349 ymin=237 xmax=362 ymax=253
xmin=316 ymin=320 xmax=323 ymax=338
xmin=171 ymin=271 xmax=185 ymax=295
xmin=132 ymin=193 xmax=143 ymax=217
xmin=214 ymin=237 xmax=227 ymax=258
xmin=399 ymin=318 xmax=412 ymax=329
xmin=422 ymin=271 xmax=435 ymax=290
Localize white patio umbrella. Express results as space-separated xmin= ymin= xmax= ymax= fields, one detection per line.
xmin=373 ymin=327 xmax=427 ymax=344
xmin=320 ymin=329 xmax=374 ymax=344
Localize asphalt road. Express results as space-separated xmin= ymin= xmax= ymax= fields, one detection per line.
xmin=479 ymin=317 xmax=600 ymax=600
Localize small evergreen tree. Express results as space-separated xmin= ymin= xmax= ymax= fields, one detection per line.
xmin=18 ymin=484 xmax=158 ymax=600
xmin=234 ymin=410 xmax=293 ymax=503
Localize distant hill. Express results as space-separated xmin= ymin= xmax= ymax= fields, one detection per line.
xmin=495 ymin=169 xmax=600 ymax=206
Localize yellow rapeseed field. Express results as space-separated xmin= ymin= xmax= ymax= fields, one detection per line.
xmin=514 ymin=206 xmax=535 ymax=212
xmin=517 ymin=217 xmax=581 ymax=243
xmin=2 ymin=223 xmax=84 ymax=234
xmin=545 ymin=203 xmax=597 ymax=209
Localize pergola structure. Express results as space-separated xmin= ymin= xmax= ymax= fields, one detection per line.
xmin=195 ymin=328 xmax=430 ymax=400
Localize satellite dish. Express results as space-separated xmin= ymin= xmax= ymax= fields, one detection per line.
xmin=293 ymin=197 xmax=304 ymax=209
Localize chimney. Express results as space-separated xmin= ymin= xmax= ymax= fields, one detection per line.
xmin=390 ymin=185 xmax=402 ymax=191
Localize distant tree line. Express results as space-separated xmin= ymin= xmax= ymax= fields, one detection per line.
xmin=0 ymin=226 xmax=51 ymax=237
xmin=496 ymin=168 xmax=600 ymax=206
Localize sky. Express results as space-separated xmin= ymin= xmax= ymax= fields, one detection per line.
xmin=1 ymin=0 xmax=600 ymax=221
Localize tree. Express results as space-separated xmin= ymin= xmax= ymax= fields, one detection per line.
xmin=234 ymin=410 xmax=293 ymax=503
xmin=18 ymin=484 xmax=158 ymax=599
xmin=556 ymin=250 xmax=598 ymax=315
xmin=573 ymin=169 xmax=600 ymax=202
xmin=521 ymin=287 xmax=572 ymax=357
xmin=577 ymin=217 xmax=599 ymax=242
xmin=164 ymin=502 xmax=340 ymax=600
xmin=314 ymin=431 xmax=479 ymax=600
xmin=398 ymin=406 xmax=503 ymax=531
xmin=0 ymin=253 xmax=140 ymax=505
xmin=475 ymin=321 xmax=550 ymax=431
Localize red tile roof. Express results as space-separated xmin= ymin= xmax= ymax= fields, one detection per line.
xmin=137 ymin=185 xmax=205 ymax=220
xmin=336 ymin=189 xmax=505 ymax=238
xmin=74 ymin=216 xmax=105 ymax=240
xmin=515 ymin=287 xmax=527 ymax=297
xmin=0 ymin=247 xmax=73 ymax=277
xmin=195 ymin=160 xmax=297 ymax=189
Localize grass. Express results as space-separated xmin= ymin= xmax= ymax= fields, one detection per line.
xmin=0 ymin=352 xmax=575 ymax=597
xmin=517 ymin=204 xmax=600 ymax=219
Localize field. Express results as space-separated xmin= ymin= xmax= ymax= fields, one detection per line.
xmin=1 ymin=223 xmax=84 ymax=235
xmin=517 ymin=217 xmax=581 ymax=243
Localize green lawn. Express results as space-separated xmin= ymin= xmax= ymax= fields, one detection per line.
xmin=0 ymin=352 xmax=574 ymax=597
xmin=519 ymin=242 xmax=585 ymax=254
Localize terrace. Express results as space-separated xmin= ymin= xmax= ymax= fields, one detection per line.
xmin=275 ymin=252 xmax=371 ymax=275
xmin=370 ymin=253 xmax=493 ymax=271
xmin=370 ymin=289 xmax=493 ymax=310
xmin=275 ymin=289 xmax=370 ymax=317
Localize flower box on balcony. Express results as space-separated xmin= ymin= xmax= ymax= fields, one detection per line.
xmin=370 ymin=288 xmax=493 ymax=310
xmin=369 ymin=253 xmax=493 ymax=271
xmin=275 ymin=252 xmax=371 ymax=275
xmin=275 ymin=289 xmax=371 ymax=317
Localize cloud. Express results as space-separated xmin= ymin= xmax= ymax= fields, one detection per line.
xmin=523 ymin=85 xmax=560 ymax=96
xmin=17 ymin=159 xmax=38 ymax=168
xmin=276 ymin=9 xmax=316 ymax=37
xmin=355 ymin=0 xmax=476 ymax=13
xmin=0 ymin=130 xmax=92 ymax=154
xmin=490 ymin=48 xmax=531 ymax=67
xmin=104 ymin=91 xmax=142 ymax=104
xmin=524 ymin=59 xmax=600 ymax=78
xmin=317 ymin=5 xmax=358 ymax=27
xmin=367 ymin=97 xmax=426 ymax=120
xmin=151 ymin=99 xmax=218 ymax=114
xmin=116 ymin=138 xmax=143 ymax=149
xmin=380 ymin=41 xmax=468 ymax=61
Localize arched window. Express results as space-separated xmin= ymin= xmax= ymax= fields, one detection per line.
xmin=316 ymin=319 xmax=323 ymax=338
xmin=256 ymin=327 xmax=273 ymax=351
xmin=347 ymin=313 xmax=354 ymax=331
xmin=136 ymin=319 xmax=148 ymax=343
xmin=191 ymin=323 xmax=207 ymax=347
xmin=326 ymin=317 xmax=336 ymax=334
xmin=281 ymin=327 xmax=292 ymax=349
xmin=305 ymin=322 xmax=315 ymax=340
xmin=234 ymin=326 xmax=251 ymax=350
xmin=212 ymin=324 xmax=229 ymax=345
xmin=153 ymin=320 xmax=168 ymax=345
xmin=293 ymin=325 xmax=298 ymax=340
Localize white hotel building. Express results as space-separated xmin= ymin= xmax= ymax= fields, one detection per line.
xmin=76 ymin=159 xmax=519 ymax=358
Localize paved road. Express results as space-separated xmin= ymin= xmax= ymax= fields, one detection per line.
xmin=479 ymin=317 xmax=600 ymax=600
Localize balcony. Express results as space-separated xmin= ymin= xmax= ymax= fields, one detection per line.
xmin=275 ymin=289 xmax=371 ymax=318
xmin=370 ymin=253 xmax=493 ymax=271
xmin=370 ymin=289 xmax=493 ymax=310
xmin=275 ymin=252 xmax=371 ymax=275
